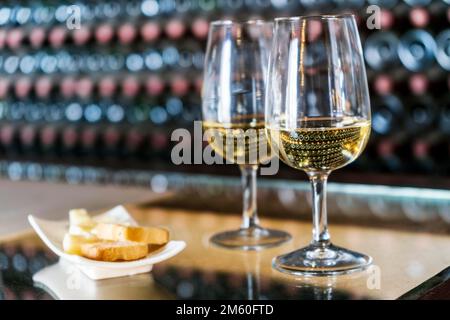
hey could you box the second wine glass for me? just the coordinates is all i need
[202,20,291,250]
[265,15,372,275]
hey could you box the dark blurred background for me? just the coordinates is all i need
[0,0,448,188]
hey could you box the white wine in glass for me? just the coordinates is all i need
[265,15,373,275]
[202,21,291,250]
[203,115,272,165]
[266,117,371,172]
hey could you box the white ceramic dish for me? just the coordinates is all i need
[33,261,173,299]
[28,205,186,280]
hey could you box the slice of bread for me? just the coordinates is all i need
[80,241,148,261]
[93,223,169,245]
[63,234,99,255]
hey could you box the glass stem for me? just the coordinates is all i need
[240,165,260,229]
[308,172,331,247]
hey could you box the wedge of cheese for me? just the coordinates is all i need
[92,223,169,245]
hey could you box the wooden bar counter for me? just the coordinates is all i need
[1,179,450,300]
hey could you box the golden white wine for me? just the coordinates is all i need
[203,116,271,165]
[266,117,371,171]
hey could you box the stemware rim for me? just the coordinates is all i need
[274,13,356,22]
[210,19,272,26]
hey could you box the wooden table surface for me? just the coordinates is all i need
[1,179,450,300]
[126,205,450,300]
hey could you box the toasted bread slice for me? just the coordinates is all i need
[80,241,148,261]
[63,234,99,255]
[93,223,169,245]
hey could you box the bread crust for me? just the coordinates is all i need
[93,223,169,245]
[81,241,148,261]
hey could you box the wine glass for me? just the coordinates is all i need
[202,20,291,250]
[265,15,372,275]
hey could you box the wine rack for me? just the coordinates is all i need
[0,0,448,187]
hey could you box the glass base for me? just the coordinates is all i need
[273,242,372,276]
[210,226,291,251]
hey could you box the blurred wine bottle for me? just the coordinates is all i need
[398,29,436,72]
[372,94,410,172]
[365,31,400,71]
[435,29,450,71]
